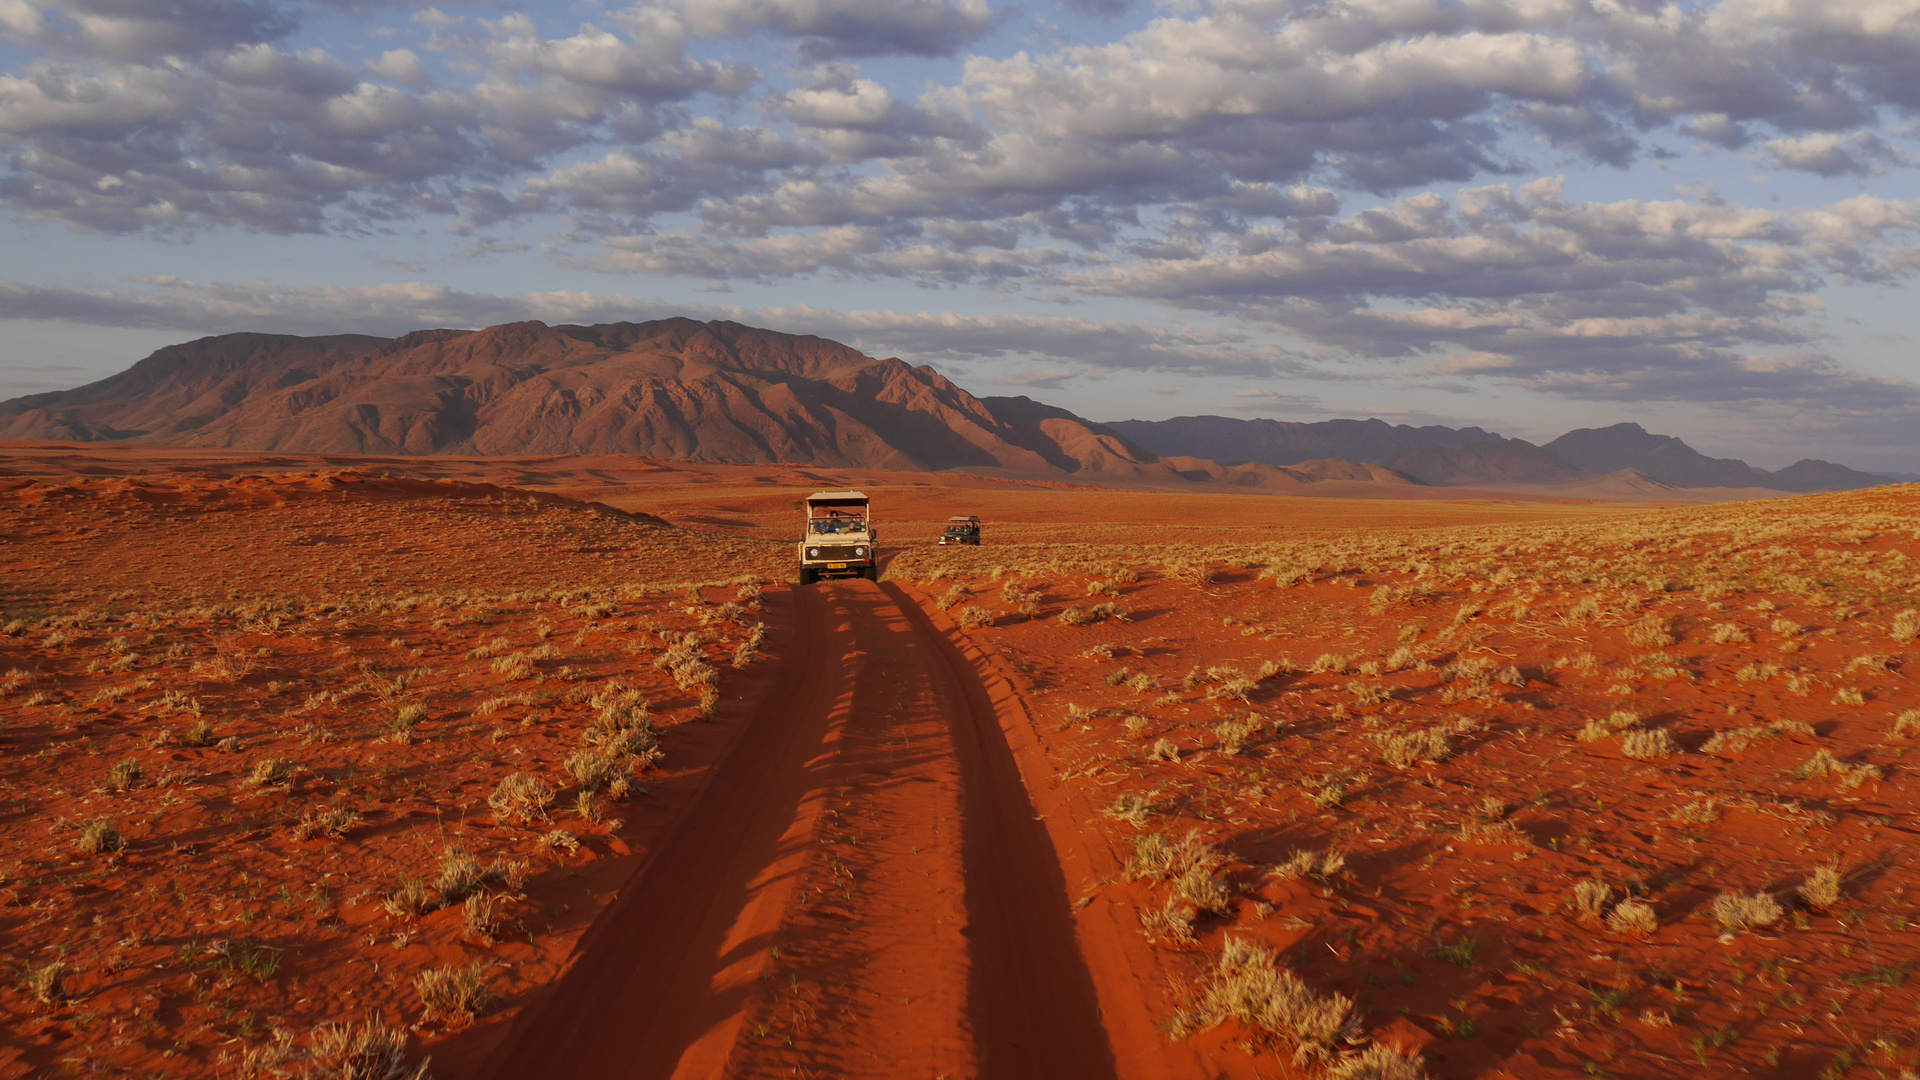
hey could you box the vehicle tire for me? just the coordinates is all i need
[799,568,816,585]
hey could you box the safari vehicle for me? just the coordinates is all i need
[798,491,878,583]
[939,516,981,546]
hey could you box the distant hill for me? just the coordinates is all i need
[1114,416,1891,493]
[1381,442,1585,487]
[1103,416,1504,467]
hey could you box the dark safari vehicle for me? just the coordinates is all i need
[938,516,981,546]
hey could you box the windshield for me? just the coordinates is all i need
[807,516,867,535]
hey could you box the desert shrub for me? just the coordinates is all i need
[1894,710,1920,739]
[1175,864,1234,915]
[1326,1045,1430,1080]
[75,817,121,855]
[23,960,66,1006]
[488,773,554,824]
[466,637,513,659]
[183,719,217,747]
[1621,729,1677,760]
[1712,891,1783,934]
[436,847,489,905]
[1570,879,1610,921]
[1770,617,1802,637]
[957,606,995,630]
[1798,863,1842,912]
[292,806,362,841]
[1214,717,1259,755]
[1309,653,1348,675]
[565,749,625,793]
[1139,897,1197,944]
[383,878,435,919]
[1892,608,1919,642]
[464,893,499,942]
[1146,738,1180,762]
[492,652,535,680]
[1830,687,1866,706]
[937,584,968,610]
[1105,791,1158,828]
[300,1020,428,1080]
[1121,826,1228,880]
[1670,799,1719,824]
[1058,603,1125,626]
[1606,898,1658,935]
[414,963,489,1023]
[1122,715,1150,738]
[1374,729,1450,769]
[1578,710,1640,742]
[250,757,295,786]
[1625,614,1676,648]
[1170,938,1360,1065]
[1346,682,1391,707]
[1269,849,1346,882]
[107,757,143,791]
[394,703,428,729]
[1708,623,1750,644]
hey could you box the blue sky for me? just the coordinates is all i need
[2,0,1918,469]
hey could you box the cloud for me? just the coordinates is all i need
[669,0,997,59]
[994,369,1077,388]
[1224,387,1322,411]
[1763,132,1909,177]
[1079,182,1920,410]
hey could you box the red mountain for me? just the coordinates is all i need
[0,319,1180,478]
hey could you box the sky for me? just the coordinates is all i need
[1,0,1918,470]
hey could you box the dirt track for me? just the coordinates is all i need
[476,580,1115,1079]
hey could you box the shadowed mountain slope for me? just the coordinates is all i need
[0,319,1176,480]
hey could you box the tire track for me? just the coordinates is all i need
[477,586,847,1080]
[477,580,1115,1079]
[886,582,1120,1080]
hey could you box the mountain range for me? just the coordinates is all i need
[0,318,1896,495]
[1106,416,1892,493]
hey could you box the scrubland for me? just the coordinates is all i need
[898,483,1920,1078]
[0,472,784,1076]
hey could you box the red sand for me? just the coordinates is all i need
[4,444,1917,1080]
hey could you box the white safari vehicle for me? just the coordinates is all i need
[798,491,878,583]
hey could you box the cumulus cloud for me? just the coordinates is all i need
[1080,181,1920,409]
[668,0,997,59]
[1764,132,1909,177]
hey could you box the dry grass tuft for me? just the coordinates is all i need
[488,773,554,824]
[1139,896,1197,944]
[292,806,362,841]
[1326,1045,1430,1080]
[1620,728,1678,760]
[1895,709,1920,739]
[1570,878,1611,922]
[1579,709,1640,742]
[1104,791,1158,828]
[1712,891,1783,934]
[1625,614,1676,648]
[1605,897,1658,935]
[1269,848,1346,883]
[1798,863,1842,912]
[76,817,121,855]
[24,959,66,1006]
[414,963,489,1024]
[1170,937,1362,1065]
[1374,728,1450,769]
[1892,608,1919,642]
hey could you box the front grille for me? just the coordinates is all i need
[805,544,868,560]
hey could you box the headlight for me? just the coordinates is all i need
[854,546,867,556]
[806,547,819,557]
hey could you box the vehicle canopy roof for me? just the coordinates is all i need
[947,516,980,523]
[805,490,868,513]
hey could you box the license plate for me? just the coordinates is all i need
[827,563,847,569]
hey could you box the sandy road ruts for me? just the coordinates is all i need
[475,580,1114,1079]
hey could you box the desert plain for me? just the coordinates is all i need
[2,440,1918,1080]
